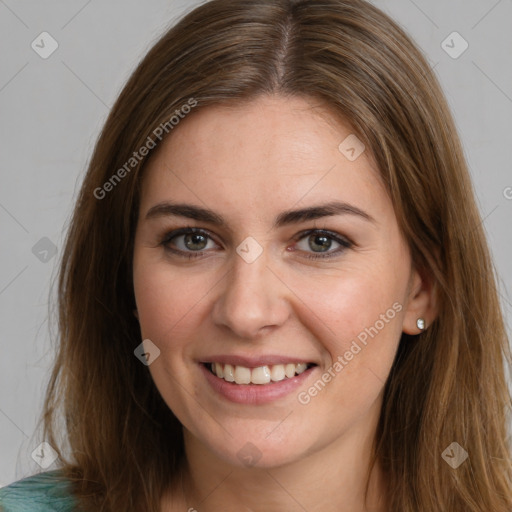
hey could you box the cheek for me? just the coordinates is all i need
[133,259,209,343]
[132,261,206,414]
[291,264,405,350]
[289,263,406,407]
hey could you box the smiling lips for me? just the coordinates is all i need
[200,357,318,404]
[205,362,315,385]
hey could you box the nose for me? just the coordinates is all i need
[211,246,291,340]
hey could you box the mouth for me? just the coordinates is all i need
[202,362,317,385]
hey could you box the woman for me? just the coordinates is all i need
[1,0,511,510]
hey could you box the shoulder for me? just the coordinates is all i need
[0,469,77,512]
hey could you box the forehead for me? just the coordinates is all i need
[139,95,389,223]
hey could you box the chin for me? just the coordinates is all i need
[198,427,312,470]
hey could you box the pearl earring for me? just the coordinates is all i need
[416,318,425,331]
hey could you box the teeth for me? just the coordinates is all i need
[209,362,313,385]
[295,363,308,375]
[234,365,251,384]
[285,363,296,378]
[223,364,235,382]
[270,364,285,382]
[251,366,271,385]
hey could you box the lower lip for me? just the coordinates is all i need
[199,363,316,405]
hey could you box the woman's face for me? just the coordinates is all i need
[133,95,425,469]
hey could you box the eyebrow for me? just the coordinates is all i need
[145,200,376,228]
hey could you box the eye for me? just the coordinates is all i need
[293,229,353,260]
[161,228,218,258]
[160,227,353,260]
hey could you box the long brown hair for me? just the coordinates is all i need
[40,0,512,510]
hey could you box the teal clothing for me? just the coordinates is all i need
[0,470,77,512]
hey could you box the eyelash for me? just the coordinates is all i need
[159,227,353,260]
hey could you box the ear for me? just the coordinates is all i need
[402,265,438,335]
[133,309,139,321]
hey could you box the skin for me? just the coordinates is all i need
[132,95,437,512]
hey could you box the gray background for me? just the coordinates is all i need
[1,0,511,487]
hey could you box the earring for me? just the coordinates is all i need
[416,318,425,331]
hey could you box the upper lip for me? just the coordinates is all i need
[199,354,317,368]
